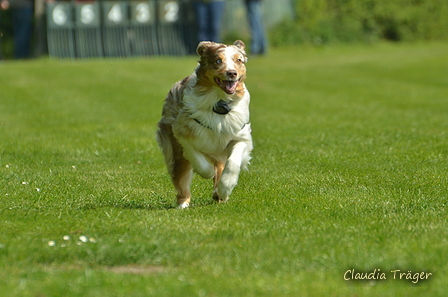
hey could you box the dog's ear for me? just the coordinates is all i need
[196,41,214,56]
[233,40,248,63]
[233,40,246,51]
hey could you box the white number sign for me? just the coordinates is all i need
[80,4,95,25]
[136,3,151,23]
[108,3,123,23]
[163,1,179,23]
[52,4,68,26]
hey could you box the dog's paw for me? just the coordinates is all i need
[219,197,229,203]
[212,191,229,203]
[177,202,190,209]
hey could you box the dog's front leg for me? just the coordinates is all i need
[216,141,250,202]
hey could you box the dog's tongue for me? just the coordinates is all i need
[225,80,238,93]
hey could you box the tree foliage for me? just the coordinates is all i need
[271,0,448,46]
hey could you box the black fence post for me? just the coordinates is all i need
[74,2,103,58]
[45,0,201,58]
[129,0,159,56]
[156,0,186,56]
[47,2,76,58]
[101,1,131,57]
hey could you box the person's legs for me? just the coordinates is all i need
[0,16,3,60]
[208,1,225,43]
[194,2,210,42]
[245,0,267,55]
[12,6,33,59]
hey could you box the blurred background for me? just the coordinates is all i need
[0,0,447,59]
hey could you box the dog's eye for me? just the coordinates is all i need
[237,58,242,63]
[215,59,222,65]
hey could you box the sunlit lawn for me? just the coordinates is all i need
[1,41,447,296]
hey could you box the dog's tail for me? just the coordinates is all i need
[156,122,175,175]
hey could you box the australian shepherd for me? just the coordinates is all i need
[156,40,253,209]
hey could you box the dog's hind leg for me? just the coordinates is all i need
[171,157,193,209]
[157,124,193,208]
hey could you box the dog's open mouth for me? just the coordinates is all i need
[214,78,239,94]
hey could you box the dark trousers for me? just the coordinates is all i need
[245,0,267,55]
[194,1,225,43]
[12,6,33,59]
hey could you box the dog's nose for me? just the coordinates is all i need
[226,70,237,79]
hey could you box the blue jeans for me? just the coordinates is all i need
[12,6,33,59]
[194,1,225,43]
[245,0,267,55]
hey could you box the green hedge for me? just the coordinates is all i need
[271,0,448,46]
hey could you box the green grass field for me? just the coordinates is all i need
[1,42,447,296]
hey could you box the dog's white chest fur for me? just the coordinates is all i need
[173,73,251,159]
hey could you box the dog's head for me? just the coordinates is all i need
[195,40,247,96]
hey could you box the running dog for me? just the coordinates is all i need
[156,40,253,208]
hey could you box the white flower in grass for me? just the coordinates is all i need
[48,241,56,247]
[63,235,71,241]
[89,237,97,243]
[79,235,89,243]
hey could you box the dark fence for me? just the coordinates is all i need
[46,0,293,59]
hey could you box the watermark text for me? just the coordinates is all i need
[344,269,432,284]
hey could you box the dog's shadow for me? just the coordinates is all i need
[79,197,217,211]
